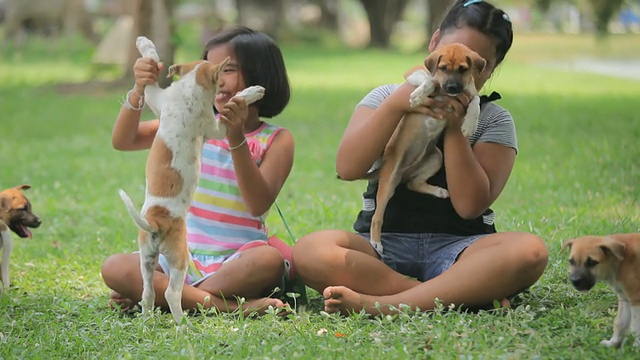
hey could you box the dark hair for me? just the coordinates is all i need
[438,0,513,67]
[202,26,290,118]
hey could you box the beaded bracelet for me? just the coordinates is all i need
[122,89,145,111]
[229,138,247,151]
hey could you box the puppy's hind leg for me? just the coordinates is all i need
[0,228,13,292]
[162,236,189,324]
[370,152,404,254]
[601,298,631,348]
[138,231,159,316]
[630,304,640,347]
[406,148,449,198]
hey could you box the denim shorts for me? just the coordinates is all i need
[359,232,487,282]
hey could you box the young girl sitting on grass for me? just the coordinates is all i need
[292,0,548,316]
[102,26,295,315]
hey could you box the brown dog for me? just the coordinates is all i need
[562,233,640,347]
[0,184,42,294]
[369,43,486,253]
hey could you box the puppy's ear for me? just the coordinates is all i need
[424,53,441,74]
[600,238,626,260]
[561,240,573,253]
[213,57,231,80]
[167,61,200,78]
[467,53,487,74]
[17,184,31,191]
[0,196,9,212]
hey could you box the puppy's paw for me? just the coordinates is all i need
[461,121,477,138]
[370,240,384,254]
[236,86,265,105]
[600,339,621,348]
[135,36,160,62]
[432,187,449,199]
[409,83,433,108]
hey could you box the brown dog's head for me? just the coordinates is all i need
[0,184,41,238]
[561,236,625,291]
[424,43,486,95]
[167,57,231,91]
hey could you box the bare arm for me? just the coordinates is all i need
[436,95,516,219]
[219,97,294,217]
[231,130,294,217]
[336,83,417,180]
[443,127,515,219]
[112,58,164,151]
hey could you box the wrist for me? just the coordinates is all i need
[228,137,247,151]
[123,88,145,111]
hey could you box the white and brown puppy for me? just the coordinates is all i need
[562,233,640,348]
[369,43,486,253]
[119,37,265,324]
[0,184,42,295]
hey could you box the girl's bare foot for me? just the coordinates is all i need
[323,286,379,315]
[240,297,289,316]
[108,291,136,311]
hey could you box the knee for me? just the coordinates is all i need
[101,253,131,287]
[292,230,337,272]
[518,233,549,275]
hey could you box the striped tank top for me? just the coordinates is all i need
[184,122,283,284]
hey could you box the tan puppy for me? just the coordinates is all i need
[119,37,264,324]
[562,233,640,348]
[0,184,42,295]
[369,43,486,253]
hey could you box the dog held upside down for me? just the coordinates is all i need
[119,36,265,324]
[562,233,640,348]
[368,43,486,253]
[0,184,42,295]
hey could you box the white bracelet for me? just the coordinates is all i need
[122,89,145,111]
[228,138,247,151]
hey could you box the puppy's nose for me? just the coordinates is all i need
[443,81,462,95]
[33,217,42,228]
[570,277,595,291]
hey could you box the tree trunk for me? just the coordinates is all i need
[313,0,339,29]
[124,0,152,80]
[123,0,175,88]
[236,0,285,40]
[152,0,175,88]
[359,0,410,48]
[425,0,452,42]
[588,0,625,38]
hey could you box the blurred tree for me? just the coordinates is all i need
[124,0,175,88]
[358,0,410,48]
[236,0,285,39]
[533,0,552,13]
[586,0,626,37]
[312,0,339,29]
[425,0,452,42]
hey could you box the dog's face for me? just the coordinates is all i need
[562,236,625,291]
[0,184,41,238]
[167,57,231,92]
[424,43,486,95]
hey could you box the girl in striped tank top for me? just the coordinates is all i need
[103,26,294,315]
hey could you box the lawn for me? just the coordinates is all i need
[0,32,639,358]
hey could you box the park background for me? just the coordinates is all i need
[1,0,639,358]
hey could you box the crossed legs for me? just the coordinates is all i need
[292,230,548,315]
[101,245,286,315]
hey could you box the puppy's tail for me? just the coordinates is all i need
[118,189,154,233]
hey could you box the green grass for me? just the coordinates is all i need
[1,32,640,358]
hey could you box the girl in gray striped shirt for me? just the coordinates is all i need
[292,0,548,316]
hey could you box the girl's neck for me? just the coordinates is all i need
[244,115,263,134]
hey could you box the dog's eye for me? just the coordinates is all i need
[585,258,599,267]
[568,258,575,265]
[438,65,448,72]
[458,67,468,74]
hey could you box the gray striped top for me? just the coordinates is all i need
[358,84,518,154]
